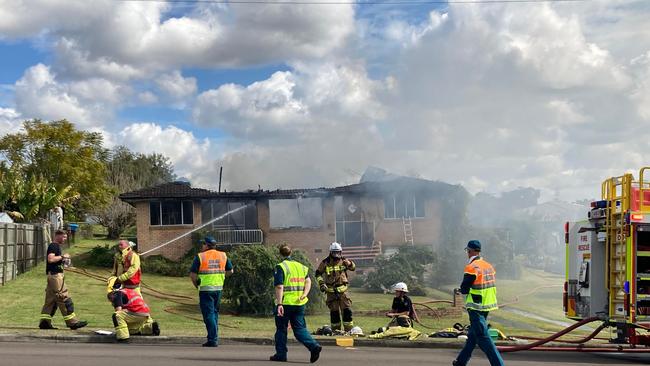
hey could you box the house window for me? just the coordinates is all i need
[201,199,257,230]
[383,194,425,219]
[150,201,194,226]
[269,198,323,229]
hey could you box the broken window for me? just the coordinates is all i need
[383,194,425,219]
[150,200,194,226]
[269,197,323,229]
[201,200,257,230]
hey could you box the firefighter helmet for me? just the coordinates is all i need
[106,276,121,294]
[329,242,342,252]
[392,282,409,293]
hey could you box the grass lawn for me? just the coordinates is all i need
[0,238,587,340]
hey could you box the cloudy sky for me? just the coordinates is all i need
[1,0,649,202]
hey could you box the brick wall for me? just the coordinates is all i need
[135,200,202,260]
[260,197,336,265]
[361,197,442,249]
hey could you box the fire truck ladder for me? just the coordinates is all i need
[602,174,632,321]
[403,216,414,245]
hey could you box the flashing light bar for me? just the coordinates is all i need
[631,214,644,221]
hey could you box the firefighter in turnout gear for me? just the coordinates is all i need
[112,240,141,295]
[39,230,88,330]
[315,242,356,331]
[106,276,160,342]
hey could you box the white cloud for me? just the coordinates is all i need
[118,123,212,182]
[155,71,197,105]
[13,64,124,128]
[0,1,355,69]
[0,107,22,136]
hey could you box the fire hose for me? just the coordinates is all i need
[65,267,238,328]
[498,317,650,353]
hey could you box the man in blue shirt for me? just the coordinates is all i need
[189,237,233,347]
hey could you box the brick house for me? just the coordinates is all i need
[119,176,464,265]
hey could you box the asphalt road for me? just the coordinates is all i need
[0,342,648,365]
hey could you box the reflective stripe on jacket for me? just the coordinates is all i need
[198,249,227,291]
[463,257,498,312]
[121,288,151,316]
[280,260,309,306]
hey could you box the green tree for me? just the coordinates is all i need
[97,146,175,239]
[0,119,111,221]
[364,246,436,296]
[222,245,323,315]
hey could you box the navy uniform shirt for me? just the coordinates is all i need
[46,243,63,274]
[392,295,415,319]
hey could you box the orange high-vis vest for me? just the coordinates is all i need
[198,249,227,291]
[463,257,498,311]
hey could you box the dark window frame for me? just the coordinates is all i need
[150,200,194,226]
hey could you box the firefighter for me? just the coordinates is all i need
[106,276,160,342]
[112,239,141,294]
[270,245,322,363]
[189,236,233,347]
[315,242,356,331]
[38,230,88,330]
[368,282,421,341]
[453,240,504,366]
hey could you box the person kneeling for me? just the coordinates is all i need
[369,282,421,341]
[106,276,160,342]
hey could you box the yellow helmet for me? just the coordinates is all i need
[107,276,120,294]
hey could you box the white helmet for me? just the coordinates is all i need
[329,242,342,252]
[392,282,409,293]
[349,326,364,335]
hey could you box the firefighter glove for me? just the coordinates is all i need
[320,283,328,293]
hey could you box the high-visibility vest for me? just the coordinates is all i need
[198,249,227,291]
[121,288,151,316]
[279,260,309,306]
[463,257,498,312]
[122,249,141,288]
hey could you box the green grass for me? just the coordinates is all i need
[0,238,583,339]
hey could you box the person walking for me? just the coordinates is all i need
[189,236,233,347]
[38,229,88,330]
[453,240,504,366]
[270,245,322,363]
[315,242,356,331]
[112,240,141,294]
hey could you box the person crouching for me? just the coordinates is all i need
[106,276,160,342]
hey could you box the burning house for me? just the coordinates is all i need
[119,171,467,266]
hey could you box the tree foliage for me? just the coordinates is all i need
[97,146,175,239]
[364,246,436,296]
[0,119,111,221]
[222,245,324,315]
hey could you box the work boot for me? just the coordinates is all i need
[269,354,287,362]
[39,320,57,330]
[69,320,88,330]
[116,338,130,344]
[310,345,322,363]
[152,321,160,336]
[202,341,217,347]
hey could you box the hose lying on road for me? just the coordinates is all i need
[512,323,608,344]
[498,317,602,353]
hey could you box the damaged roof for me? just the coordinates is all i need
[119,176,463,204]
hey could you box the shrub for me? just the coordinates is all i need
[141,246,198,277]
[222,245,324,315]
[364,245,435,296]
[86,244,117,268]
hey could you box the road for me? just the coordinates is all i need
[0,342,648,365]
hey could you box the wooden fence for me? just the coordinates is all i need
[0,223,50,286]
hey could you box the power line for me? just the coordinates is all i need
[114,0,592,5]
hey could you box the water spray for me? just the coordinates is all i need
[140,204,250,256]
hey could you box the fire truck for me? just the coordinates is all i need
[564,168,650,344]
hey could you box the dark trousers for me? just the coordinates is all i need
[274,305,320,357]
[199,290,221,344]
[455,310,504,366]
